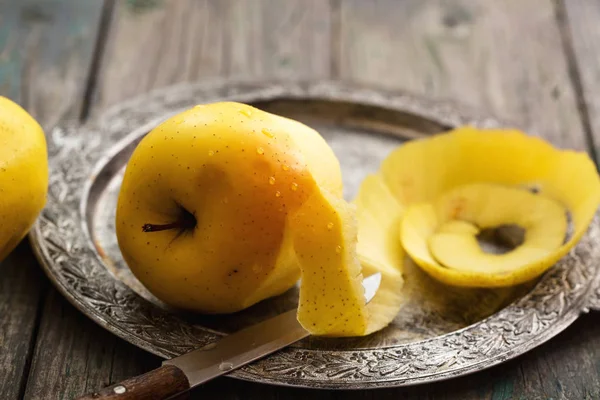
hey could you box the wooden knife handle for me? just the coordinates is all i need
[76,365,190,400]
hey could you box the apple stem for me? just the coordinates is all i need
[142,222,186,232]
[142,206,197,233]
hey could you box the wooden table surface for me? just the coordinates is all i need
[1,0,600,399]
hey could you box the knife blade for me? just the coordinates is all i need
[167,272,381,387]
[77,273,381,400]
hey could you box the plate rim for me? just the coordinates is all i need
[29,79,600,389]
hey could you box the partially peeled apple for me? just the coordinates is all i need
[116,102,403,336]
[376,127,600,287]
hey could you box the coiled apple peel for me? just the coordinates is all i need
[374,127,600,287]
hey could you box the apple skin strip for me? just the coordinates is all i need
[290,177,404,337]
[377,127,600,287]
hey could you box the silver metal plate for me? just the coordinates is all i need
[29,80,600,389]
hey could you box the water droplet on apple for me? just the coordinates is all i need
[262,128,274,138]
[208,150,215,156]
[335,245,342,254]
[291,182,298,191]
[327,222,334,230]
[256,147,264,155]
[275,191,281,197]
[269,177,276,185]
[282,164,290,171]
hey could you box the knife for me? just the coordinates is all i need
[77,273,381,400]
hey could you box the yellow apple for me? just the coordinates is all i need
[0,96,48,261]
[116,102,343,314]
[117,102,405,337]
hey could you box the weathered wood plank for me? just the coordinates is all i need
[563,0,600,162]
[0,1,105,399]
[0,0,105,129]
[339,0,587,150]
[24,290,114,400]
[224,0,332,79]
[109,337,160,386]
[0,243,46,400]
[23,290,159,400]
[93,0,332,112]
[94,0,227,111]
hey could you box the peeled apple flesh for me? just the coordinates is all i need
[402,183,568,281]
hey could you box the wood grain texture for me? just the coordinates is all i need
[0,243,46,400]
[339,0,587,150]
[94,0,228,111]
[23,290,160,400]
[563,0,600,162]
[0,1,104,400]
[76,365,189,400]
[223,0,332,79]
[94,0,331,112]
[0,0,105,129]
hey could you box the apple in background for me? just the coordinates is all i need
[0,96,48,261]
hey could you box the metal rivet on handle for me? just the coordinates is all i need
[113,385,126,394]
